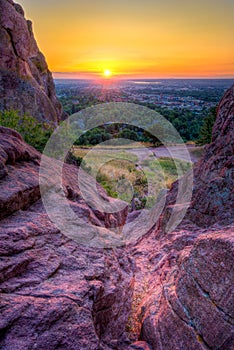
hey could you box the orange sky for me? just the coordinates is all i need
[18,0,234,79]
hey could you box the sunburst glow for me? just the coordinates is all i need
[103,69,112,78]
[17,0,234,79]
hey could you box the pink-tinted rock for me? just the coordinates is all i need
[125,85,234,349]
[0,126,40,178]
[135,227,234,350]
[0,295,99,350]
[188,84,234,226]
[0,0,64,124]
[0,125,133,349]
[160,84,234,230]
[128,341,152,349]
[0,126,128,227]
[0,202,133,349]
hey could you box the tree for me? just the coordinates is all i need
[118,128,139,141]
[197,107,217,145]
[75,128,112,145]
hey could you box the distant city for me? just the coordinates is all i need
[55,79,233,113]
[55,79,233,141]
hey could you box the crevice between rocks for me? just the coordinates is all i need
[2,25,20,59]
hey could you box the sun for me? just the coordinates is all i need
[103,69,112,78]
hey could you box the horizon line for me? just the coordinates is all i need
[52,72,234,80]
[53,76,234,81]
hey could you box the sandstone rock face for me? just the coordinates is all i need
[160,84,234,230]
[0,0,64,124]
[129,225,234,350]
[188,84,234,226]
[127,85,234,349]
[0,126,132,349]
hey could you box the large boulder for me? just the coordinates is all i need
[0,0,64,124]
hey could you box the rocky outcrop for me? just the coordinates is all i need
[128,225,234,350]
[0,126,40,216]
[160,84,234,230]
[127,85,234,349]
[0,126,132,349]
[0,0,64,124]
[188,84,234,226]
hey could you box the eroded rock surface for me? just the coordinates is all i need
[128,225,234,350]
[0,0,64,124]
[158,85,234,232]
[188,84,234,226]
[0,126,132,349]
[127,85,234,349]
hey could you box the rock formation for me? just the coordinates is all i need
[0,0,64,124]
[189,84,234,226]
[0,126,132,349]
[158,84,234,232]
[0,85,233,349]
[126,84,234,349]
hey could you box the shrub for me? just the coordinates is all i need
[0,110,53,152]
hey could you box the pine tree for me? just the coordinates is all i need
[197,107,217,145]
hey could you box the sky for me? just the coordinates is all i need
[18,0,234,79]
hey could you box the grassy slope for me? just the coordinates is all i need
[73,146,192,210]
